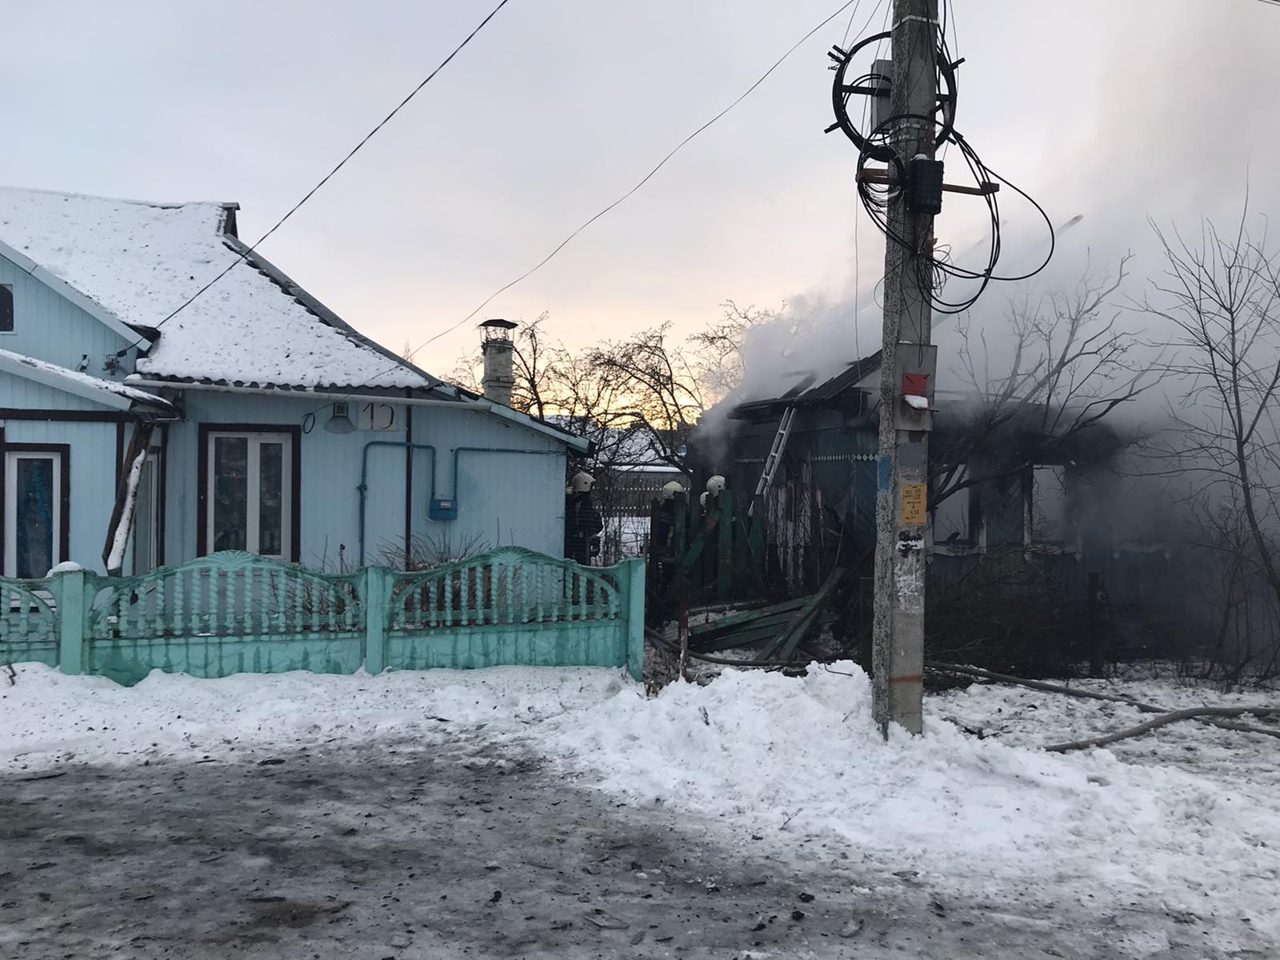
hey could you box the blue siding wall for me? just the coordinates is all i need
[0,374,106,411]
[0,254,137,376]
[1,418,120,574]
[164,392,568,571]
[0,252,570,575]
[410,406,565,558]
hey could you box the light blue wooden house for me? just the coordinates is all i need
[0,186,588,577]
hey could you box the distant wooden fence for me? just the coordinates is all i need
[0,548,644,685]
[647,491,768,611]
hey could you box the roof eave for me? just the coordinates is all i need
[475,398,592,452]
[0,351,172,413]
[0,238,144,347]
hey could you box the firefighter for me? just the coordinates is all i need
[564,471,603,565]
[654,480,687,593]
[699,474,727,510]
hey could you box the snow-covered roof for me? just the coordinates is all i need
[0,347,173,412]
[0,187,440,391]
[542,418,676,466]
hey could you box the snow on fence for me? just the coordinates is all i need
[0,548,644,685]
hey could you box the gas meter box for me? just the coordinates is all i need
[429,498,458,521]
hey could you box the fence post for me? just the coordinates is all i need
[363,565,389,675]
[56,570,87,675]
[625,558,646,682]
[716,493,734,601]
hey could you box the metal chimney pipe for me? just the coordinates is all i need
[479,318,517,406]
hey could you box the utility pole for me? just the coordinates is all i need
[870,0,940,736]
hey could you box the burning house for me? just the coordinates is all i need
[684,351,1187,670]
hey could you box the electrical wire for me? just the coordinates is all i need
[111,0,516,358]
[848,14,1054,316]
[844,0,888,50]
[840,0,863,47]
[401,0,865,363]
[287,0,871,421]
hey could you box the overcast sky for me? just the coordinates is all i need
[4,0,1278,375]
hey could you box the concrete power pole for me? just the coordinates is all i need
[871,0,941,736]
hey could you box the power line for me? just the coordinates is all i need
[114,0,515,358]
[400,0,865,364]
[843,11,1055,316]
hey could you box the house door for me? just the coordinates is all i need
[4,451,63,578]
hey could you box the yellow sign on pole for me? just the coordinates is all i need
[901,483,927,526]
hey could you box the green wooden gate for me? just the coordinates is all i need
[0,549,644,685]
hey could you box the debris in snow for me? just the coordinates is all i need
[583,909,628,930]
[932,660,1280,742]
[1045,705,1280,752]
[839,919,865,938]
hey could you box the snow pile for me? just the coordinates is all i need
[0,663,621,769]
[3,660,1277,938]
[0,187,433,389]
[543,665,1280,935]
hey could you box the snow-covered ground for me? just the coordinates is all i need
[2,662,1277,958]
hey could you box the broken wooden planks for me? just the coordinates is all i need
[685,569,846,661]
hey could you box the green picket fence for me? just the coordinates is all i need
[0,548,645,685]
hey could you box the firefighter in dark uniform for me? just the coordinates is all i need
[564,471,604,565]
[654,480,687,593]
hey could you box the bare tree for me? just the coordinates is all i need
[687,300,779,402]
[1146,211,1280,679]
[451,314,560,417]
[452,317,700,562]
[589,324,707,473]
[932,258,1152,508]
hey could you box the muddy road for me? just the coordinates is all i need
[0,737,1262,959]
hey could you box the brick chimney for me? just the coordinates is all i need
[479,318,517,406]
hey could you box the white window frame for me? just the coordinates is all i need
[4,451,63,577]
[205,431,293,561]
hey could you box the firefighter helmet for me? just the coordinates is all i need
[570,471,596,493]
[659,481,686,500]
[705,475,727,496]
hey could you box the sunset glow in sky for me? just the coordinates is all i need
[5,0,1277,375]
